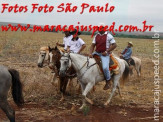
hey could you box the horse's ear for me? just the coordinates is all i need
[54,46,58,50]
[48,46,51,51]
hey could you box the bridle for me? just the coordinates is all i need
[61,53,97,78]
[39,51,49,67]
[60,54,73,75]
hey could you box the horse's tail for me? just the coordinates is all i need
[122,61,130,85]
[8,69,24,106]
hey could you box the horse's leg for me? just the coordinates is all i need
[68,78,73,94]
[79,83,86,110]
[82,82,94,105]
[59,78,70,101]
[129,65,134,75]
[0,97,15,122]
[77,85,81,95]
[135,64,141,77]
[117,83,122,98]
[59,77,65,101]
[104,75,120,106]
[51,73,58,86]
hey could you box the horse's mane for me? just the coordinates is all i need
[40,46,49,51]
[70,53,90,62]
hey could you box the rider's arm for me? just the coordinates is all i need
[106,33,117,54]
[107,43,117,53]
[77,38,86,54]
[89,43,95,54]
[78,44,86,54]
[121,48,125,54]
[123,48,132,58]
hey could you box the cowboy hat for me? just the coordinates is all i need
[98,22,106,27]
[70,29,81,35]
[128,42,133,47]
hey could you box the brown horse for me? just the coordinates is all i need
[48,46,77,101]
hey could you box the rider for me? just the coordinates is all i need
[67,29,86,54]
[89,23,117,90]
[120,42,133,64]
[56,27,73,51]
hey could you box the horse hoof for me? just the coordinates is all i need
[79,106,84,110]
[104,102,109,106]
[85,97,94,105]
[60,98,64,102]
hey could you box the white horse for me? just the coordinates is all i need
[131,56,141,76]
[59,53,130,109]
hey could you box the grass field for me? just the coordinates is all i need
[0,30,163,121]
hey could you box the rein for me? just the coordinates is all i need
[64,54,97,78]
[78,57,97,78]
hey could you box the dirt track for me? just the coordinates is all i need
[1,101,162,122]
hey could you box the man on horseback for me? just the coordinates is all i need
[67,29,86,54]
[120,42,134,65]
[89,23,117,90]
[56,27,73,51]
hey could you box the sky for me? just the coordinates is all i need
[0,0,162,32]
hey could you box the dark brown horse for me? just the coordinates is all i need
[48,46,76,100]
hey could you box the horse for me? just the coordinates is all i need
[48,46,77,101]
[37,46,59,86]
[131,56,141,76]
[0,65,24,122]
[59,53,130,109]
[37,46,50,68]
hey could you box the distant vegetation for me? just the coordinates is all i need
[80,31,163,39]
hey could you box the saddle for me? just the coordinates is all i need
[125,58,135,66]
[93,54,119,75]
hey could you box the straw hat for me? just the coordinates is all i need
[128,42,133,47]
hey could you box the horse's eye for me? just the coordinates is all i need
[64,61,67,65]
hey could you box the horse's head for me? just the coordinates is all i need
[49,46,62,69]
[37,46,50,68]
[59,53,71,77]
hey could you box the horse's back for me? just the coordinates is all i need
[131,56,141,66]
[0,65,12,95]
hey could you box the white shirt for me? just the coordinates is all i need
[92,32,116,49]
[63,35,73,50]
[68,38,85,53]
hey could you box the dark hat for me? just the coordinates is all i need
[63,27,70,32]
[70,29,81,35]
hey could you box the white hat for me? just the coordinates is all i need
[98,22,106,27]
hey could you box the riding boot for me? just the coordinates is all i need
[103,79,111,90]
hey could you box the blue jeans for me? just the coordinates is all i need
[93,52,111,80]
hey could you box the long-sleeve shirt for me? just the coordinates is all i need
[121,47,132,59]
